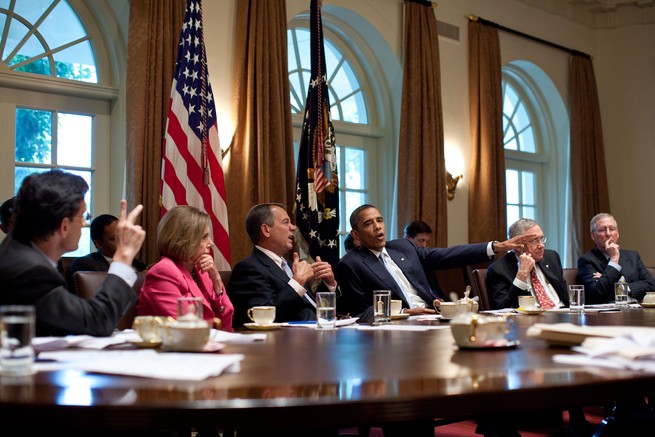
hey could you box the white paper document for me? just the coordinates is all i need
[38,349,245,381]
[552,329,655,373]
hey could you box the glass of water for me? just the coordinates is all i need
[568,285,585,313]
[373,290,391,325]
[614,282,629,308]
[0,305,36,375]
[316,292,336,330]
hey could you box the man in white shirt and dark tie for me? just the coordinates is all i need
[486,218,569,310]
[335,204,530,319]
[228,203,337,326]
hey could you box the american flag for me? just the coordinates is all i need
[160,0,230,270]
[294,0,339,267]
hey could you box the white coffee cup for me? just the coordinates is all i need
[161,319,210,352]
[518,295,537,310]
[132,316,164,342]
[247,306,276,325]
[390,299,403,315]
[439,302,463,319]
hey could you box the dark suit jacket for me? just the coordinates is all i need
[335,238,490,317]
[486,250,569,309]
[67,250,147,289]
[227,248,318,326]
[0,237,136,336]
[578,248,655,304]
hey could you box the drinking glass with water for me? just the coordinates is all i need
[0,305,35,375]
[614,282,629,307]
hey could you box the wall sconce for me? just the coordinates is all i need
[446,172,462,201]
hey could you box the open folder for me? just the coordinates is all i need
[526,323,655,346]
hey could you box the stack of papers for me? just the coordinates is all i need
[38,350,244,380]
[553,330,655,373]
[33,329,265,352]
[527,323,654,346]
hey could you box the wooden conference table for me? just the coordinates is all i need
[2,309,655,435]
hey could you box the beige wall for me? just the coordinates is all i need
[192,1,655,264]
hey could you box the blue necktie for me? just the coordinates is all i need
[281,259,315,307]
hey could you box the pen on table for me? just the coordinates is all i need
[287,321,316,324]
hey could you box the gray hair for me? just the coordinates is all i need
[590,213,615,233]
[508,218,539,239]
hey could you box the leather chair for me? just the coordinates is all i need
[219,270,231,290]
[647,267,655,280]
[562,267,580,287]
[73,270,146,331]
[471,268,491,311]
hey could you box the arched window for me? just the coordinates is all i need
[0,0,118,256]
[1,0,97,82]
[288,12,397,256]
[502,61,569,261]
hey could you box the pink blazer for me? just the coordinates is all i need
[137,256,234,331]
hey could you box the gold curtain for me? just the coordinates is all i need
[468,21,506,243]
[226,0,295,264]
[126,0,185,265]
[569,55,610,259]
[397,1,447,246]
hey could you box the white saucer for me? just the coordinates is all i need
[458,339,520,350]
[517,308,546,315]
[390,313,410,320]
[243,322,283,331]
[128,339,163,349]
[640,302,655,308]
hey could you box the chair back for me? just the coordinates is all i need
[73,270,146,331]
[471,268,491,311]
[219,270,231,290]
[562,268,580,288]
[647,267,655,280]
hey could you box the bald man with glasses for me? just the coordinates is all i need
[486,218,569,310]
[578,213,655,304]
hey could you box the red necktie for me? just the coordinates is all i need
[530,269,555,309]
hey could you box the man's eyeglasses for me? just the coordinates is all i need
[526,236,547,245]
[78,212,92,222]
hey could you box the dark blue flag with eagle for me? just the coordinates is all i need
[294,0,339,267]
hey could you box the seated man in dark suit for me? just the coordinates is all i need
[67,214,147,289]
[0,170,145,336]
[486,218,569,310]
[578,213,655,304]
[228,203,337,326]
[335,204,531,318]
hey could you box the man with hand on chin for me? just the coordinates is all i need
[335,204,533,319]
[578,213,655,304]
[228,203,337,326]
[486,218,568,310]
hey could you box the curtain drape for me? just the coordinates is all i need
[569,55,610,259]
[225,0,295,265]
[468,22,506,244]
[126,0,185,266]
[397,1,447,246]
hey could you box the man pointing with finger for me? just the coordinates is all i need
[0,170,146,336]
[578,213,655,304]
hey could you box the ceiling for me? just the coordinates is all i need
[518,0,655,28]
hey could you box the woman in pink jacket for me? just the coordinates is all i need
[137,205,234,331]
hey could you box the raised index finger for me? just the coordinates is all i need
[125,203,144,225]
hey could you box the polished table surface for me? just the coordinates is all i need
[3,308,655,433]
